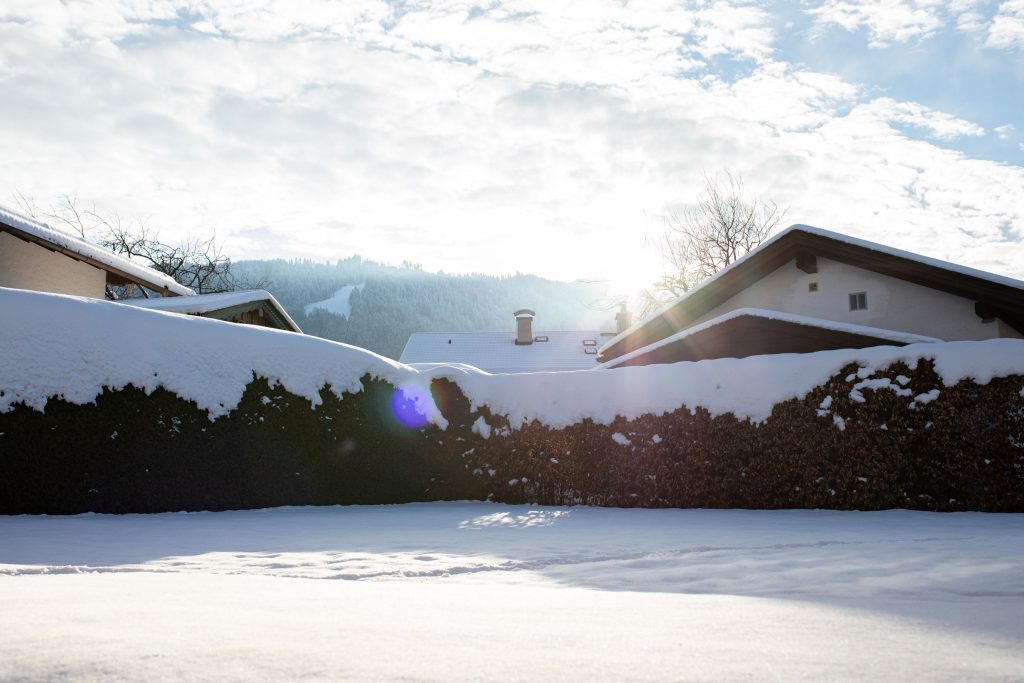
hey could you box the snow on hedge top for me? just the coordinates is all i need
[3,287,1024,428]
[0,287,442,424]
[421,338,1024,427]
[0,204,194,297]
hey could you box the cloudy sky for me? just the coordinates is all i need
[2,0,1023,293]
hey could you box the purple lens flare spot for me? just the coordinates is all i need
[390,384,431,429]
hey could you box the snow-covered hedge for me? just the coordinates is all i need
[1,288,1023,513]
[443,364,1024,511]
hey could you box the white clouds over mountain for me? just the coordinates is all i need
[1,0,1022,290]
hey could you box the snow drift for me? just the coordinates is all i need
[3,287,1024,426]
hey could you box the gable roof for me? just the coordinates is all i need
[599,224,1024,362]
[118,289,301,333]
[400,330,604,373]
[0,203,194,297]
[599,308,940,369]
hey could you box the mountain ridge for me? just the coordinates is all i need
[234,257,617,359]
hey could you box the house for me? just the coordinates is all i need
[0,203,301,333]
[118,290,302,333]
[598,224,1024,368]
[399,309,614,373]
[0,203,193,298]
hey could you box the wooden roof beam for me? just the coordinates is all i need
[795,252,818,274]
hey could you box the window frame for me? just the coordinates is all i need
[848,291,868,311]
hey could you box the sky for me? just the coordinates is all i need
[1,0,1023,295]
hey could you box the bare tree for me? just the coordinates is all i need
[643,171,784,313]
[15,194,255,298]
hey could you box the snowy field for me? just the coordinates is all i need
[1,503,1022,681]
[303,284,365,319]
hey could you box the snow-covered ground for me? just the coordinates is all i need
[1,503,1022,681]
[303,284,365,318]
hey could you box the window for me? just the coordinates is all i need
[849,292,867,311]
[533,335,549,342]
[584,347,598,355]
[808,282,818,292]
[582,339,597,347]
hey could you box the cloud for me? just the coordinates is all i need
[857,98,986,139]
[986,0,1024,48]
[804,0,947,46]
[0,0,1021,291]
[803,0,1024,51]
[951,0,991,34]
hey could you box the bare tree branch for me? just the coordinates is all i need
[14,194,264,298]
[641,171,785,315]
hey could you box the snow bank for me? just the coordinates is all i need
[3,287,1023,429]
[422,338,1024,427]
[0,288,442,425]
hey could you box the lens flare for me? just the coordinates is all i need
[390,384,431,429]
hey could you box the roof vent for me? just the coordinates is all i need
[514,308,535,345]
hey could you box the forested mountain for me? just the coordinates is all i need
[234,257,617,359]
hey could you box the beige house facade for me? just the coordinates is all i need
[0,203,301,334]
[0,231,107,298]
[0,204,193,298]
[599,225,1024,368]
[688,255,1022,342]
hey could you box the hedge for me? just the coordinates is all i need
[0,360,1022,514]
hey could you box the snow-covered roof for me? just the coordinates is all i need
[400,331,606,373]
[0,203,193,297]
[118,289,301,333]
[599,308,941,369]
[785,225,1024,289]
[600,223,1024,361]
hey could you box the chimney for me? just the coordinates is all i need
[514,308,535,345]
[615,303,632,334]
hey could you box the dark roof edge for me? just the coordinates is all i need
[599,308,941,369]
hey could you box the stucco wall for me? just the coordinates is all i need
[0,231,106,298]
[691,256,1023,341]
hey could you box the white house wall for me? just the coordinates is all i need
[689,256,1022,341]
[0,231,106,298]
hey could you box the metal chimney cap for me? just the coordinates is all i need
[514,308,536,318]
